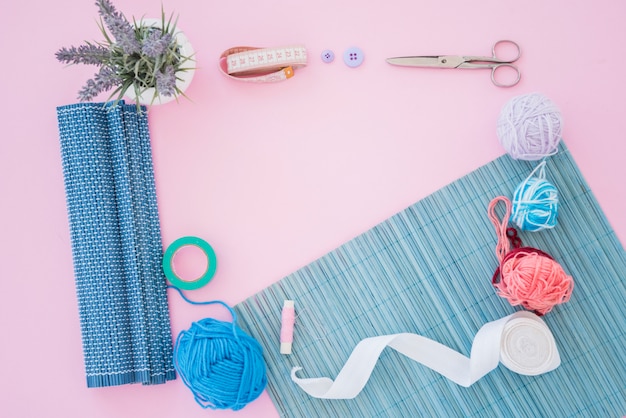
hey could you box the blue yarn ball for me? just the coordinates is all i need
[174,317,268,410]
[511,175,559,232]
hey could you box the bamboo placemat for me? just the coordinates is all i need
[235,144,626,417]
[57,102,176,387]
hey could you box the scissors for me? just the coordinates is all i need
[386,40,521,87]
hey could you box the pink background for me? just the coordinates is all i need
[2,0,625,417]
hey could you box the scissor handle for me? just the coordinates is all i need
[489,40,521,87]
[491,63,521,87]
[492,40,521,63]
[462,40,521,65]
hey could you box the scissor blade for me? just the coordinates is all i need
[386,56,464,68]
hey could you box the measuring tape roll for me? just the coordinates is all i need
[219,45,307,82]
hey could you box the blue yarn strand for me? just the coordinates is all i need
[168,286,268,410]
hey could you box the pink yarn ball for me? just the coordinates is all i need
[493,247,574,315]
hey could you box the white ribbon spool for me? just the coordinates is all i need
[291,311,560,399]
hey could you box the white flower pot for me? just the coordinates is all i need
[124,18,196,106]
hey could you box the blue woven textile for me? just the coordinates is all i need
[57,102,176,388]
[235,144,626,417]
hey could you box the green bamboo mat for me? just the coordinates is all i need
[235,144,626,417]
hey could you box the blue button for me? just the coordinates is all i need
[321,49,335,63]
[343,47,364,68]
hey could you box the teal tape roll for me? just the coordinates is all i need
[163,236,217,290]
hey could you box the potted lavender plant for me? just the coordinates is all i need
[56,0,195,108]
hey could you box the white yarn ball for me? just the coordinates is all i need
[497,93,563,160]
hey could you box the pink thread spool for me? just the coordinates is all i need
[280,300,295,355]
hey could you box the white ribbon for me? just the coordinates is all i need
[291,311,560,399]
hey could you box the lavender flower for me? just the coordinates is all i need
[155,65,176,97]
[141,29,172,58]
[77,79,98,102]
[56,44,111,65]
[95,0,140,54]
[77,66,121,101]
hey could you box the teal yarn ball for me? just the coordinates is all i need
[511,174,559,232]
[174,316,268,410]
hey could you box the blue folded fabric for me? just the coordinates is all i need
[235,144,626,417]
[57,102,176,388]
